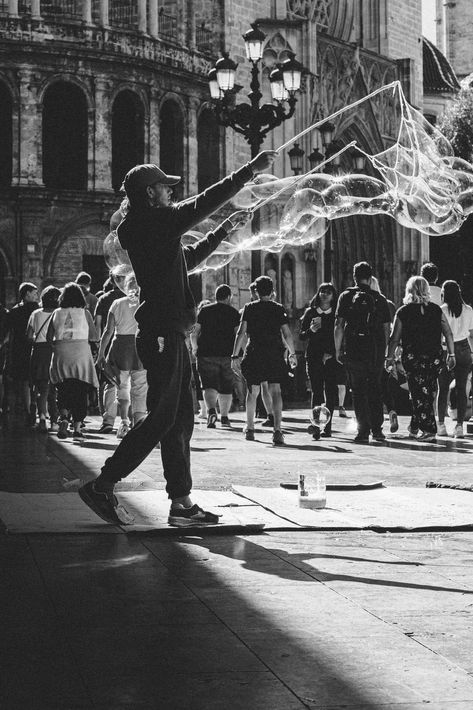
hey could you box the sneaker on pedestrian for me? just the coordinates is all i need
[244,427,255,441]
[321,429,331,438]
[36,419,48,433]
[57,419,69,439]
[407,425,419,439]
[339,406,350,418]
[388,410,399,433]
[73,430,86,440]
[453,423,464,439]
[78,480,121,525]
[220,416,232,428]
[98,423,114,434]
[116,420,130,439]
[272,430,285,446]
[417,431,436,442]
[207,409,217,429]
[437,422,448,437]
[261,414,274,427]
[168,504,220,527]
[371,430,386,442]
[354,433,369,443]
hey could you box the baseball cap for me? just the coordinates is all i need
[122,164,181,193]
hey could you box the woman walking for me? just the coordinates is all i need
[97,273,148,439]
[437,280,473,438]
[299,283,338,438]
[387,276,454,442]
[27,285,61,432]
[47,283,99,440]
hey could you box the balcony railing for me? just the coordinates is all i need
[109,0,137,29]
[196,23,215,54]
[158,8,177,41]
[41,0,82,19]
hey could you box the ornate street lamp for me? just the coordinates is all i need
[308,147,324,169]
[288,142,305,175]
[208,23,304,159]
[318,120,335,148]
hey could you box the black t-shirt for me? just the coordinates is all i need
[396,302,442,356]
[241,300,288,352]
[336,285,391,360]
[299,306,335,358]
[6,302,38,353]
[197,302,240,357]
[94,288,123,322]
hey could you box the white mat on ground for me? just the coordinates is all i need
[0,490,279,534]
[232,485,473,531]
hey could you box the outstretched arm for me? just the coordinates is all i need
[184,210,251,271]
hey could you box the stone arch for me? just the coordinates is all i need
[197,106,220,192]
[159,98,185,200]
[42,81,88,189]
[38,73,94,109]
[111,89,146,192]
[0,80,13,186]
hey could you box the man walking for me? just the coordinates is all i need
[334,262,391,442]
[79,150,276,526]
[191,284,240,428]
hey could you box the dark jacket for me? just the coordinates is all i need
[299,307,336,359]
[117,165,253,336]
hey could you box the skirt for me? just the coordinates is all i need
[30,342,53,382]
[107,334,142,371]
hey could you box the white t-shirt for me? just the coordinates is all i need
[429,285,442,307]
[109,297,139,336]
[27,309,53,343]
[442,303,473,343]
[51,308,90,341]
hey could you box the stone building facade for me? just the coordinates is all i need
[0,0,427,315]
[435,0,473,81]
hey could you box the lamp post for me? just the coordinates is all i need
[288,142,305,175]
[208,23,304,277]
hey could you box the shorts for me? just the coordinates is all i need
[335,361,348,386]
[241,347,287,387]
[197,356,235,394]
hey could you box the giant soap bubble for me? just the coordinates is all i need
[105,81,473,275]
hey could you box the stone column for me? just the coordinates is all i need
[18,70,43,186]
[149,88,161,164]
[149,0,158,38]
[31,0,41,19]
[94,77,113,191]
[8,0,19,16]
[82,0,92,24]
[99,0,109,27]
[187,98,199,196]
[138,0,147,33]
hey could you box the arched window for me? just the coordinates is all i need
[112,90,145,192]
[0,82,12,186]
[160,100,184,200]
[197,107,220,192]
[42,82,88,190]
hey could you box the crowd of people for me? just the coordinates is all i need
[1,151,472,527]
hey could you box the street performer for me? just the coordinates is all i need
[79,150,277,526]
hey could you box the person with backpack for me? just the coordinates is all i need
[334,261,391,443]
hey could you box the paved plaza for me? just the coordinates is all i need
[2,408,473,709]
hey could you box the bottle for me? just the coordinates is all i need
[298,473,326,509]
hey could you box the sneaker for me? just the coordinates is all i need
[244,428,255,441]
[321,429,332,438]
[388,410,399,433]
[37,419,48,433]
[309,424,321,440]
[261,415,274,427]
[57,419,69,439]
[73,430,86,440]
[98,423,114,434]
[78,480,122,525]
[417,432,436,442]
[371,430,386,442]
[407,425,419,439]
[168,504,220,527]
[354,434,369,443]
[453,424,464,439]
[437,423,448,437]
[207,409,217,429]
[272,430,285,446]
[339,406,350,418]
[220,416,232,428]
[116,421,130,439]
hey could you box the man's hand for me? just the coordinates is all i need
[157,336,165,353]
[222,210,252,232]
[249,150,278,175]
[231,357,242,375]
[96,353,106,368]
[335,350,344,365]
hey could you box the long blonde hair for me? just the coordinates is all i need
[403,276,430,306]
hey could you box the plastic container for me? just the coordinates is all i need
[298,473,327,509]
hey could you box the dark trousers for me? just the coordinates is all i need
[438,339,472,425]
[403,352,442,434]
[307,356,337,432]
[56,379,88,422]
[100,331,193,500]
[345,358,384,436]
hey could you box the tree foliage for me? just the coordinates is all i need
[437,87,473,161]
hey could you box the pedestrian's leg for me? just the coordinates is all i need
[260,381,273,418]
[217,393,232,418]
[102,381,117,428]
[437,364,450,425]
[130,368,148,426]
[307,358,324,410]
[323,358,338,434]
[245,385,260,432]
[345,361,370,437]
[268,382,283,431]
[367,362,385,434]
[454,343,471,426]
[69,380,88,435]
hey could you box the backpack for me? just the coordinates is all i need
[344,287,377,357]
